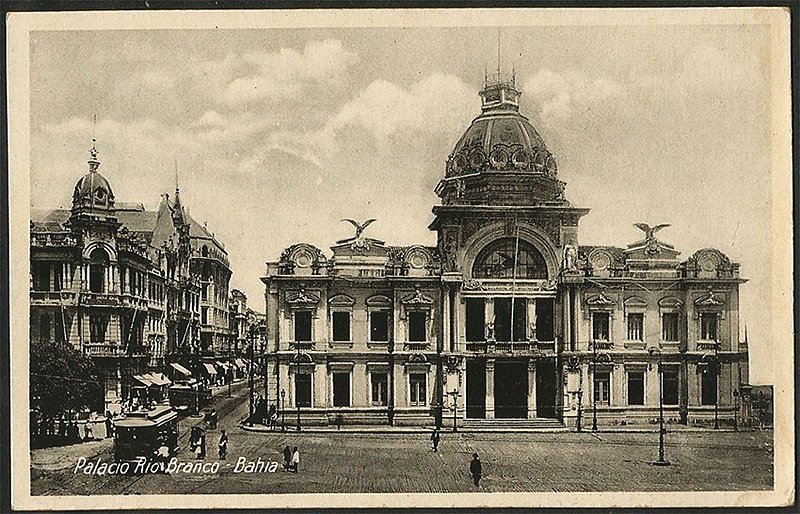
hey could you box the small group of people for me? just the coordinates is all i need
[282,445,300,473]
[30,410,99,443]
[190,426,207,459]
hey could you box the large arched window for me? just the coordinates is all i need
[89,248,109,293]
[472,238,548,279]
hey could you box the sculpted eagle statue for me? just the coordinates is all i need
[634,223,670,242]
[341,218,377,239]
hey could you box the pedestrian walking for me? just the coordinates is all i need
[84,420,94,441]
[291,446,300,473]
[430,427,441,452]
[218,430,228,460]
[282,445,292,472]
[470,453,482,487]
[105,413,113,438]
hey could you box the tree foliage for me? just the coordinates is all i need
[30,339,103,417]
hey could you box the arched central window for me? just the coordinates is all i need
[89,247,109,293]
[472,238,548,279]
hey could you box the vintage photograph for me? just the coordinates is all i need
[8,7,793,510]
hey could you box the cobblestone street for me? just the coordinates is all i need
[30,384,773,495]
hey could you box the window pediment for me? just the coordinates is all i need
[286,288,320,306]
[586,292,615,308]
[328,294,355,307]
[401,287,434,306]
[694,290,725,307]
[366,294,392,308]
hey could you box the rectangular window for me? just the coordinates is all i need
[371,372,388,406]
[700,313,718,341]
[39,314,51,342]
[465,298,485,342]
[408,312,427,342]
[662,369,679,405]
[294,373,312,407]
[627,313,644,341]
[370,311,389,342]
[494,298,527,341]
[332,372,350,407]
[201,307,208,325]
[409,374,427,406]
[89,315,107,343]
[592,312,610,341]
[33,263,50,292]
[294,311,312,342]
[627,371,645,405]
[535,298,555,341]
[593,371,610,405]
[701,368,717,406]
[332,311,350,342]
[662,313,679,341]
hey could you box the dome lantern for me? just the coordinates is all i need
[69,139,117,223]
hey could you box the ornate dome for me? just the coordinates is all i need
[437,72,566,207]
[71,143,116,214]
[445,73,557,179]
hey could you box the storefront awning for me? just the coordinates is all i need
[132,374,154,387]
[234,359,247,369]
[145,372,172,387]
[215,361,231,370]
[170,363,192,376]
[202,363,217,375]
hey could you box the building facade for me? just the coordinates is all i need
[263,72,749,428]
[30,143,232,413]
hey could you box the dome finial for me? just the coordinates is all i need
[87,137,100,172]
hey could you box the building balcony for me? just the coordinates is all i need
[84,342,148,358]
[121,293,149,311]
[590,340,614,351]
[289,341,316,351]
[81,292,121,307]
[696,341,721,351]
[403,341,430,351]
[31,232,77,247]
[30,290,77,305]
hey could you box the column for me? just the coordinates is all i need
[563,290,571,351]
[528,358,537,418]
[442,286,451,352]
[485,358,495,419]
[527,300,537,341]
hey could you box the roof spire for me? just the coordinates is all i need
[87,137,100,172]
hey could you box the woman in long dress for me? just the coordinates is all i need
[291,446,300,473]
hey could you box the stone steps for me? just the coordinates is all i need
[460,418,564,429]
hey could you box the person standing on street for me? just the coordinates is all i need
[282,445,292,472]
[291,446,300,473]
[105,412,113,438]
[430,427,441,452]
[470,453,482,487]
[218,430,228,460]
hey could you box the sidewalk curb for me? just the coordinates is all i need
[237,424,764,435]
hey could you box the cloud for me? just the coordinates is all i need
[523,70,623,122]
[223,39,358,105]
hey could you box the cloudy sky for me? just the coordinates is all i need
[27,15,782,382]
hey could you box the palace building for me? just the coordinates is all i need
[264,72,750,428]
[30,143,235,413]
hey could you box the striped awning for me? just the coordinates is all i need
[202,363,217,375]
[145,372,172,387]
[170,363,192,376]
[132,374,153,387]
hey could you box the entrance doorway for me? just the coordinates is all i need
[494,361,528,418]
[466,359,486,418]
[536,358,558,418]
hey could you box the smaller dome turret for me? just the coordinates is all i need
[70,140,117,221]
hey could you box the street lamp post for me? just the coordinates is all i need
[449,389,459,433]
[248,341,255,426]
[713,361,719,430]
[733,389,739,432]
[591,340,598,432]
[576,389,583,433]
[648,347,670,466]
[280,389,286,432]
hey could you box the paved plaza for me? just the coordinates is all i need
[29,384,773,495]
